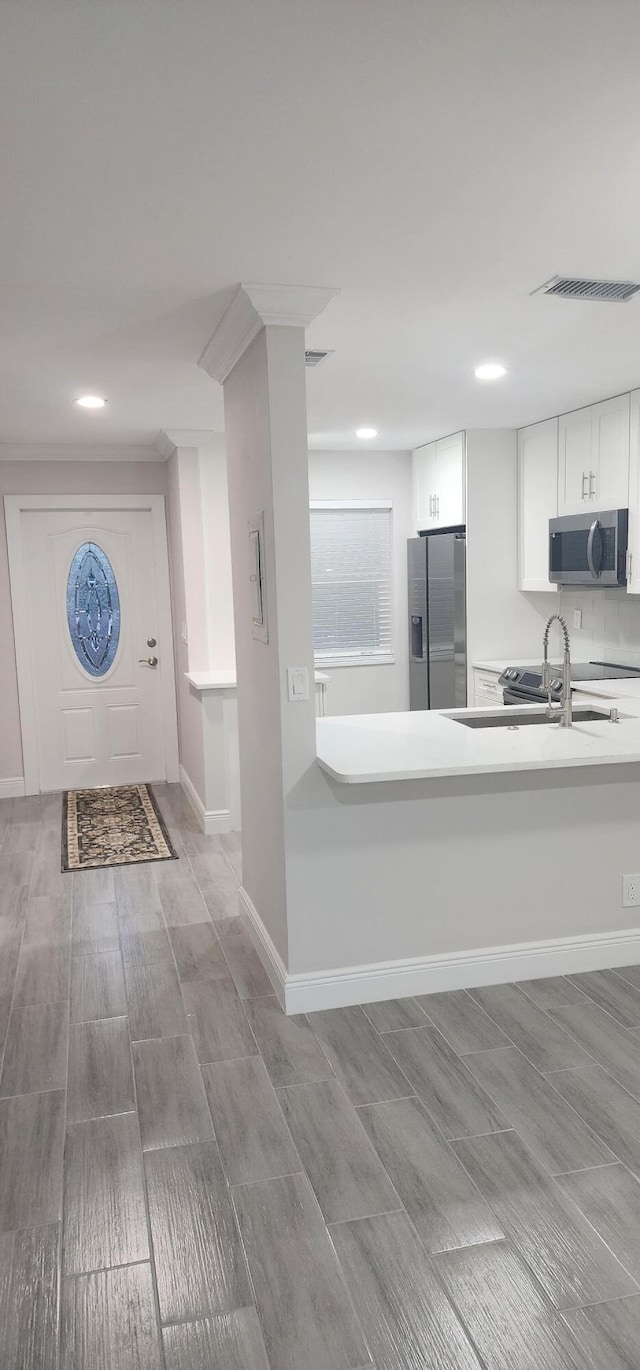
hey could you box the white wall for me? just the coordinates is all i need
[308,449,412,715]
[554,586,640,665]
[465,429,556,679]
[199,440,236,670]
[166,448,207,802]
[166,439,240,828]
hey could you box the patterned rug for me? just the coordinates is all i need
[62,784,178,871]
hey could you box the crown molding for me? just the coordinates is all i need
[0,443,159,463]
[198,282,339,384]
[155,428,224,459]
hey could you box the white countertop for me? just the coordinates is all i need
[570,676,640,701]
[316,692,640,784]
[472,659,537,674]
[186,669,330,691]
[185,670,238,691]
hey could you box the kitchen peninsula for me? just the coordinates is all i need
[274,683,640,1015]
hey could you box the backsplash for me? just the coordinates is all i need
[557,588,640,666]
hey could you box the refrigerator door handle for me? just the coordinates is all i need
[410,615,425,660]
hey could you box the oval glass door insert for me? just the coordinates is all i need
[67,542,121,676]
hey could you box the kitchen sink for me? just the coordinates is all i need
[456,708,611,729]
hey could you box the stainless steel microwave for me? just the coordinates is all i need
[549,508,628,587]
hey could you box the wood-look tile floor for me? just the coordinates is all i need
[5,788,640,1366]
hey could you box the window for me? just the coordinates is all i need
[309,501,393,663]
[67,542,120,676]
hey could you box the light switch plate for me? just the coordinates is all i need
[287,667,309,701]
[573,609,582,629]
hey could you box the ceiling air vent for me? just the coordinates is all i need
[305,349,333,367]
[532,275,640,303]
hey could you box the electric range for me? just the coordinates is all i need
[499,661,640,705]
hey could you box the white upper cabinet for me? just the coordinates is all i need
[414,441,438,529]
[517,417,558,592]
[558,394,630,515]
[591,393,630,508]
[413,431,465,530]
[558,407,592,513]
[436,431,466,526]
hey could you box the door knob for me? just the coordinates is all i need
[139,656,158,668]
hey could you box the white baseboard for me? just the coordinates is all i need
[0,777,26,800]
[179,765,232,835]
[239,886,288,1010]
[262,925,640,1014]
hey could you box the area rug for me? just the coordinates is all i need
[62,783,178,871]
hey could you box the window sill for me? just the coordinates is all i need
[313,655,396,670]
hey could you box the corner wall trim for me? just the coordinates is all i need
[0,777,26,800]
[199,283,339,384]
[179,765,232,835]
[239,886,287,1011]
[281,927,640,1014]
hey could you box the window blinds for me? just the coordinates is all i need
[309,503,393,660]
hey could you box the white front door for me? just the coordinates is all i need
[7,497,178,793]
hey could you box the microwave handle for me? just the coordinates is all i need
[587,518,602,578]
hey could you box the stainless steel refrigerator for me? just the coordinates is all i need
[408,526,467,710]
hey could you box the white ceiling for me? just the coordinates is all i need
[2,0,640,453]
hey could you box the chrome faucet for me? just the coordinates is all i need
[542,613,572,727]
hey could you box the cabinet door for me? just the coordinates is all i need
[413,442,438,529]
[558,407,592,514]
[435,431,465,526]
[473,670,504,707]
[518,417,558,592]
[591,393,630,508]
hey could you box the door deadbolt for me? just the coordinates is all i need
[147,637,157,648]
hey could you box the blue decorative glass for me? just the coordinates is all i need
[67,542,120,676]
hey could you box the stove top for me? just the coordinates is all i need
[500,660,640,702]
[570,663,640,679]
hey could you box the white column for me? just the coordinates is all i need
[199,284,337,977]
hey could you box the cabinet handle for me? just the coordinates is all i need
[435,495,440,519]
[589,471,596,499]
[429,495,433,518]
[627,549,633,583]
[581,472,588,500]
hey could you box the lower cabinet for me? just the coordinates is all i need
[472,669,504,707]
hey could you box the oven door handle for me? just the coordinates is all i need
[587,518,602,578]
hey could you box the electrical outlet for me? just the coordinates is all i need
[573,609,582,630]
[623,875,640,907]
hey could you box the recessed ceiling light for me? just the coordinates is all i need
[75,394,107,409]
[474,363,507,381]
[356,427,378,439]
